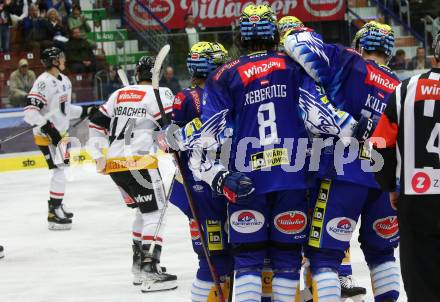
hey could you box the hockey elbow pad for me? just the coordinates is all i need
[284,29,331,84]
[41,121,62,146]
[212,171,255,205]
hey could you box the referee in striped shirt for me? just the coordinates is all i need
[373,33,440,302]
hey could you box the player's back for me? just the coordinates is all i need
[27,71,73,136]
[202,50,312,194]
[316,44,401,186]
[103,84,173,160]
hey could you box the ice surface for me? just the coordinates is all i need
[0,156,407,301]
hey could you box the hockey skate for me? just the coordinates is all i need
[60,204,73,219]
[132,242,143,286]
[0,245,4,259]
[48,204,72,230]
[132,243,168,286]
[140,259,177,293]
[340,275,366,302]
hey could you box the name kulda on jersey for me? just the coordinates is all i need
[115,106,148,117]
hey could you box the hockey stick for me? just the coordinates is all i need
[151,44,226,302]
[117,68,130,87]
[147,168,176,257]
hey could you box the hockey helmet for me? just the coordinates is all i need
[41,47,65,69]
[278,16,304,44]
[358,21,394,57]
[136,56,155,81]
[187,41,229,78]
[239,4,278,42]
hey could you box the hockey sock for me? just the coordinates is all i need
[338,249,353,277]
[312,268,340,302]
[272,270,300,302]
[132,209,143,242]
[49,168,66,204]
[234,269,262,302]
[191,278,213,302]
[48,198,62,208]
[370,261,400,302]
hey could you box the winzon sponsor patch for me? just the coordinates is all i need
[116,90,146,103]
[274,211,307,235]
[251,148,289,170]
[230,210,265,234]
[364,64,399,93]
[373,216,398,239]
[326,217,356,242]
[415,79,440,101]
[237,57,286,86]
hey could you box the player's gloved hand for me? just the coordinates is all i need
[212,171,255,204]
[155,123,183,153]
[353,115,374,142]
[81,105,99,120]
[41,121,62,146]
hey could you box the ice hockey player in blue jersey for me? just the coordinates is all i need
[168,41,233,302]
[176,4,363,302]
[284,21,401,302]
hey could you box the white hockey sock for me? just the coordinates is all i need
[132,209,143,241]
[191,278,213,302]
[141,211,164,250]
[370,261,400,298]
[272,276,299,302]
[234,272,261,302]
[49,168,66,200]
[313,269,340,302]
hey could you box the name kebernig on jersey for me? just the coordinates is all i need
[245,84,287,106]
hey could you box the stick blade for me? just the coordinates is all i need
[152,44,171,89]
[117,69,130,87]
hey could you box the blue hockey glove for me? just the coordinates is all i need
[212,171,255,204]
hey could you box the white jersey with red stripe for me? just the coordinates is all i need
[88,84,174,161]
[24,71,82,137]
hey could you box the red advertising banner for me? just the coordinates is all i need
[125,0,347,30]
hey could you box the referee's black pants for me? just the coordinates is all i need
[398,195,440,302]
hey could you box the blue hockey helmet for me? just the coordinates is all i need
[358,21,395,57]
[239,4,278,42]
[187,41,229,78]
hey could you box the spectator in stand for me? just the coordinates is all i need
[8,58,36,107]
[159,66,181,94]
[183,13,199,49]
[44,0,71,18]
[102,64,122,99]
[9,0,27,25]
[65,27,96,73]
[389,49,408,70]
[0,0,12,53]
[20,4,52,51]
[67,4,90,38]
[47,8,68,48]
[408,46,432,70]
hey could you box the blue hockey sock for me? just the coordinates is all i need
[370,261,400,302]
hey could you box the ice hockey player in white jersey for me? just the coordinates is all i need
[23,47,90,231]
[88,56,177,293]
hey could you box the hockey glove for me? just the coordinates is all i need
[212,171,255,205]
[41,121,62,146]
[353,115,374,142]
[81,105,99,120]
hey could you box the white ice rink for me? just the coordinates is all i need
[0,158,407,302]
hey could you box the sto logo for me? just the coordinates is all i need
[230,210,265,234]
